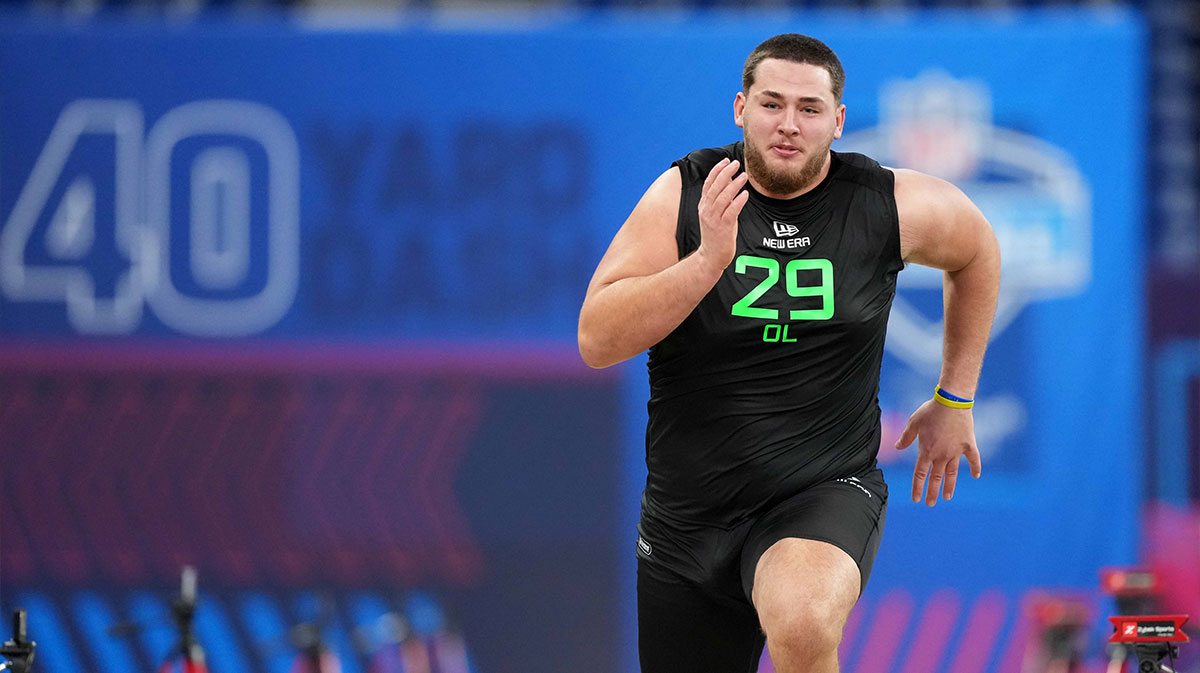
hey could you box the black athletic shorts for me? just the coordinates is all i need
[636,467,887,672]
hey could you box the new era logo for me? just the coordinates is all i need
[773,221,799,237]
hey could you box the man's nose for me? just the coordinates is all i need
[780,109,800,135]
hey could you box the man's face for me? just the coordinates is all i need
[734,58,845,198]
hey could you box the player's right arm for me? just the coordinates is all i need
[578,158,749,368]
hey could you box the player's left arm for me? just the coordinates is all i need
[891,168,1001,507]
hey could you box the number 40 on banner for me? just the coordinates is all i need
[0,99,300,336]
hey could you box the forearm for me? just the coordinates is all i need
[938,235,1000,398]
[578,252,724,368]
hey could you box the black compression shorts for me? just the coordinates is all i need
[636,467,887,672]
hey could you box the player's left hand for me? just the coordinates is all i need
[894,399,982,507]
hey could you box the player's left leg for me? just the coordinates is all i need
[738,468,888,673]
[750,538,859,673]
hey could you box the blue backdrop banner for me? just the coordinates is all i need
[0,9,1144,673]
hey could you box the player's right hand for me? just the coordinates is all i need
[696,157,749,271]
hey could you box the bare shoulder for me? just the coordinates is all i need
[890,167,991,270]
[631,165,683,234]
[892,168,972,229]
[892,167,960,200]
[585,166,682,293]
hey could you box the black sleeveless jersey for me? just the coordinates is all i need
[643,142,903,528]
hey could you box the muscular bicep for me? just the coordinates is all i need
[585,166,683,296]
[894,168,994,272]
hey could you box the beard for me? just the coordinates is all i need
[743,135,832,198]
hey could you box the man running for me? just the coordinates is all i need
[578,34,1000,673]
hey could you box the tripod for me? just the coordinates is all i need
[110,567,209,673]
[1108,615,1189,673]
[0,610,36,673]
[158,567,207,673]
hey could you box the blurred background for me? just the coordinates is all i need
[0,0,1195,671]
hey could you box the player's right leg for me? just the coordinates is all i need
[637,560,765,673]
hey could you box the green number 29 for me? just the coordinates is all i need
[730,255,834,321]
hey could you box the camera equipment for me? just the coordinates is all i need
[0,610,36,673]
[1107,614,1189,673]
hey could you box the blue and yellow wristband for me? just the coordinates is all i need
[933,386,974,409]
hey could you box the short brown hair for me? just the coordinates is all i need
[742,34,845,103]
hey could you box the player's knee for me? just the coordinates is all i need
[761,601,844,661]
